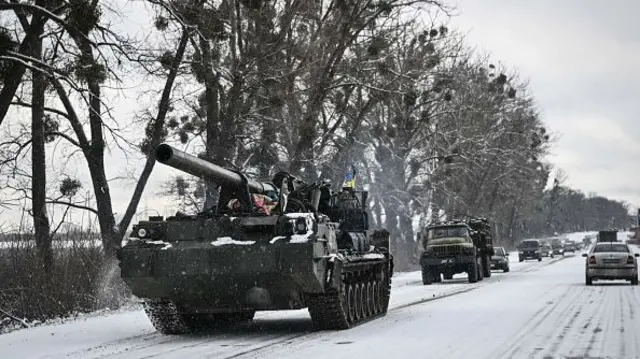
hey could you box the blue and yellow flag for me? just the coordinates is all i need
[343,165,357,189]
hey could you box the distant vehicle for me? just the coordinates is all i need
[540,242,554,258]
[490,246,510,272]
[550,237,567,256]
[583,242,639,285]
[564,240,577,253]
[596,230,618,243]
[418,217,494,284]
[517,239,542,262]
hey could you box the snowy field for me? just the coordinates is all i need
[3,231,640,359]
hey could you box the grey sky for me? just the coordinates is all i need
[1,0,638,230]
[450,0,640,209]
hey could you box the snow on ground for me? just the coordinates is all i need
[563,230,597,243]
[2,233,639,359]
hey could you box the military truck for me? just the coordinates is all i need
[117,144,394,334]
[418,217,494,284]
[596,230,618,242]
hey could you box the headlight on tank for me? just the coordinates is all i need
[137,228,148,238]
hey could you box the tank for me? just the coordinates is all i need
[116,143,394,334]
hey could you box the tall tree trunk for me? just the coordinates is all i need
[117,30,190,238]
[199,36,221,210]
[0,13,47,126]
[398,210,416,269]
[30,17,52,272]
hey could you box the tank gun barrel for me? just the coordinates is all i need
[155,143,277,194]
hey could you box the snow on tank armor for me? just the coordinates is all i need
[116,144,394,334]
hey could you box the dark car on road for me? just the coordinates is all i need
[490,246,510,272]
[551,238,567,256]
[565,240,579,253]
[518,239,542,262]
[541,242,554,258]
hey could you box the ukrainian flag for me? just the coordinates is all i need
[343,165,356,189]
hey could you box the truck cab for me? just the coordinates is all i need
[419,218,494,285]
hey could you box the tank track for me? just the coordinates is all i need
[143,299,255,335]
[306,261,391,330]
[143,299,190,335]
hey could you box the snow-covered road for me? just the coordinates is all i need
[3,243,640,359]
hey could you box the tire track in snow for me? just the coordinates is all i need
[583,285,609,358]
[628,287,640,357]
[496,275,640,359]
[538,286,589,358]
[494,284,575,359]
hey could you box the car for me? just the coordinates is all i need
[490,246,510,272]
[540,242,554,258]
[564,240,577,253]
[583,242,639,285]
[550,238,566,256]
[517,239,543,262]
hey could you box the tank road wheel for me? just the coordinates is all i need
[143,299,189,335]
[370,281,378,315]
[373,280,382,315]
[482,254,492,278]
[354,284,363,321]
[347,283,356,323]
[379,272,391,314]
[359,283,368,319]
[365,282,374,317]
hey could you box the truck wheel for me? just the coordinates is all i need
[443,272,453,280]
[538,256,542,262]
[503,264,510,273]
[585,275,592,286]
[477,260,484,281]
[468,262,478,283]
[482,255,491,278]
[632,276,638,285]
[519,257,524,262]
[422,267,433,285]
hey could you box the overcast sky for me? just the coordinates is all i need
[450,0,640,209]
[1,0,639,230]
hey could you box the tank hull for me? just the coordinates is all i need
[119,241,333,312]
